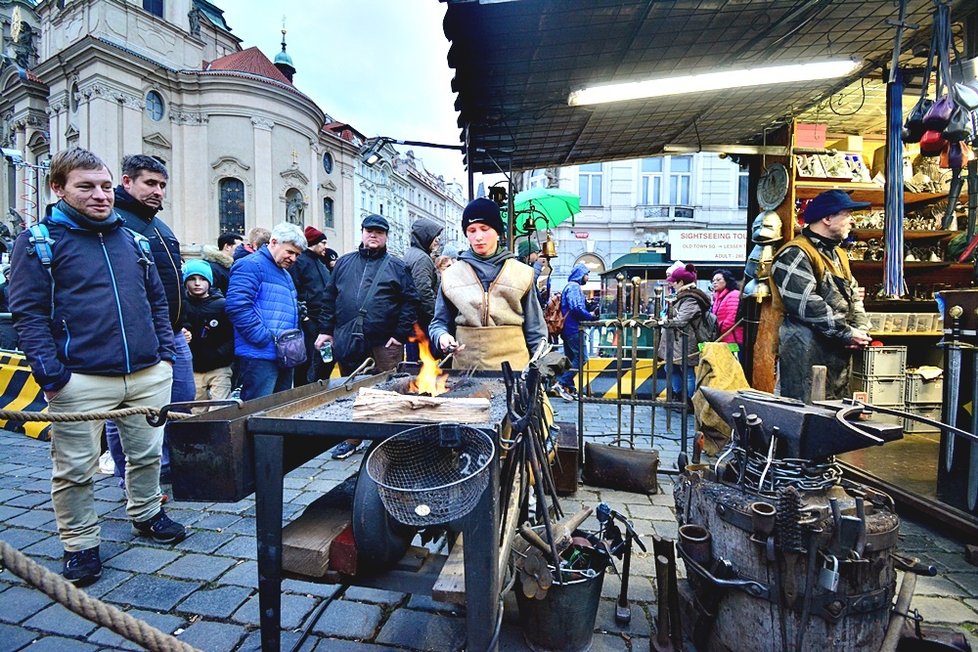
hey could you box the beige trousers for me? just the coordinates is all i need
[48,362,173,551]
[193,367,233,412]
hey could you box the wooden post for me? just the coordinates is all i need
[751,122,794,392]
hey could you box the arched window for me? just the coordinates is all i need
[219,178,245,235]
[323,197,334,229]
[285,188,304,225]
[145,90,165,121]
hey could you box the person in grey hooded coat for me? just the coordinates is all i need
[402,217,443,329]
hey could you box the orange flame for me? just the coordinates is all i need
[408,323,448,396]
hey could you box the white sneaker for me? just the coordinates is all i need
[98,451,115,475]
[554,385,576,401]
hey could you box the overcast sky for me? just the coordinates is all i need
[222,1,471,189]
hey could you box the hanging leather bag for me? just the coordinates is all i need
[923,8,957,132]
[955,82,978,111]
[920,129,948,157]
[943,104,973,142]
[903,24,937,143]
[923,94,955,130]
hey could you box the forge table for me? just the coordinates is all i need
[168,372,502,652]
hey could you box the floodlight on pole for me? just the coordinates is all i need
[359,136,464,167]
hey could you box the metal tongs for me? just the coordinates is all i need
[342,357,376,390]
[437,342,465,369]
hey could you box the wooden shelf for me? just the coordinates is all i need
[851,229,956,241]
[794,182,957,206]
[851,261,971,270]
[864,300,939,310]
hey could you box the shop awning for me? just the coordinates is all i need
[443,0,976,174]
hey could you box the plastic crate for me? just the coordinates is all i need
[853,346,906,377]
[851,374,906,406]
[905,373,943,404]
[904,403,941,434]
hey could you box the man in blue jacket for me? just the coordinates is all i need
[226,222,306,400]
[555,263,597,400]
[9,148,186,587]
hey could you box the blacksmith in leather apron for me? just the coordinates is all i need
[428,197,548,371]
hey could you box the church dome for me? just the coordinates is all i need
[274,49,293,67]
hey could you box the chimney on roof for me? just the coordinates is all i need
[273,24,296,82]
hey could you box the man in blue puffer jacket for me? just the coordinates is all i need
[225,222,306,400]
[9,147,184,587]
[555,263,597,400]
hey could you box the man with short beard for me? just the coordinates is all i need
[9,147,186,587]
[105,155,194,487]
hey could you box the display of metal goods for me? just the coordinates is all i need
[675,388,942,652]
[853,346,907,377]
[850,374,906,406]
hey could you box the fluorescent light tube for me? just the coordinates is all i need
[567,60,860,106]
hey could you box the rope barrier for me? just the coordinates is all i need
[0,407,190,424]
[0,540,201,652]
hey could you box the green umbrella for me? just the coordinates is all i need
[508,187,581,235]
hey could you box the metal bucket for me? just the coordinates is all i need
[515,564,606,652]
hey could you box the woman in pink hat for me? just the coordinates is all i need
[657,263,712,402]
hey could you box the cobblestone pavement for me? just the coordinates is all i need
[0,398,976,651]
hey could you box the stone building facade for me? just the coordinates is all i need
[0,0,462,258]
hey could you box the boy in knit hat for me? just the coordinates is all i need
[183,259,235,407]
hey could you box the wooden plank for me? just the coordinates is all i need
[281,478,355,578]
[352,387,491,423]
[432,534,466,605]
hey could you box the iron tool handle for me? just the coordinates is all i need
[891,552,938,576]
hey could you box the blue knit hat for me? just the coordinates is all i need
[182,259,213,285]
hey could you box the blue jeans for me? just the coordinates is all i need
[106,335,195,482]
[670,366,696,401]
[237,357,294,401]
[557,330,587,390]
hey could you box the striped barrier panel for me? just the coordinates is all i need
[581,357,664,400]
[0,349,51,440]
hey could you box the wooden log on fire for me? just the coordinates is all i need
[352,387,492,423]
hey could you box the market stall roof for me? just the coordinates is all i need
[443,0,976,174]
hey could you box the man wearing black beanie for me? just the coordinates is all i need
[429,197,546,371]
[461,197,507,236]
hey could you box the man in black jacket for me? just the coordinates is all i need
[105,155,195,485]
[289,226,333,385]
[203,232,241,295]
[323,214,419,459]
[9,148,186,587]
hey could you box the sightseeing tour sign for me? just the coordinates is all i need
[668,229,746,262]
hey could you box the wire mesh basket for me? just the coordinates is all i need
[366,423,495,527]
